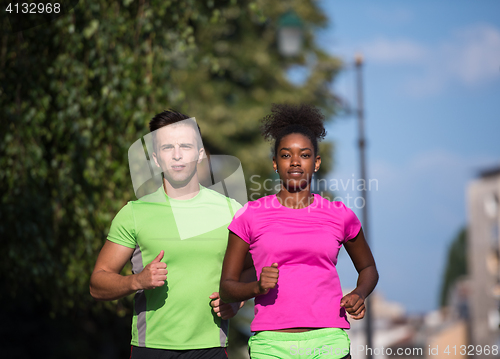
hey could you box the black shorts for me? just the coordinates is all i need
[130,346,228,359]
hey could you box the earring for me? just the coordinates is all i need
[275,169,278,173]
[315,169,318,172]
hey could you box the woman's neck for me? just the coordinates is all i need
[276,188,314,209]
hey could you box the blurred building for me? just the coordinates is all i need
[421,292,468,359]
[346,290,424,359]
[346,282,475,359]
[467,165,500,357]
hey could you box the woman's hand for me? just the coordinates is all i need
[258,263,279,295]
[340,291,366,319]
[209,292,242,320]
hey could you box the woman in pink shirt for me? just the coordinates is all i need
[220,103,378,359]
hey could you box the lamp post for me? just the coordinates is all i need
[277,10,303,57]
[354,53,374,359]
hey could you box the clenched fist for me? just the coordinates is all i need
[258,263,279,295]
[340,291,365,319]
[209,292,242,320]
[136,250,168,290]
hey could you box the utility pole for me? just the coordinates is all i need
[355,53,374,359]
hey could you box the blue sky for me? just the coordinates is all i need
[314,1,500,314]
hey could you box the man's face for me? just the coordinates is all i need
[152,124,204,188]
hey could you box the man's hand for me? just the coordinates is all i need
[258,263,279,295]
[135,250,168,290]
[340,291,365,320]
[209,292,242,320]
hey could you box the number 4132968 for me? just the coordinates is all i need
[5,3,61,14]
[444,345,498,356]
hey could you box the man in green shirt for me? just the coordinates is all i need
[90,110,245,359]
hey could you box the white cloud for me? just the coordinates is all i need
[447,24,500,84]
[363,38,427,64]
[371,150,497,203]
[357,24,500,96]
[365,6,414,25]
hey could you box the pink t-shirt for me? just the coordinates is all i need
[228,194,361,332]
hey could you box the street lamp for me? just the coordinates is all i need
[335,53,374,359]
[354,53,375,359]
[277,10,303,57]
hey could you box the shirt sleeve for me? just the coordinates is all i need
[228,198,244,217]
[227,202,252,244]
[341,202,362,243]
[107,202,137,248]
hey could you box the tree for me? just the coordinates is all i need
[0,1,341,357]
[440,227,468,307]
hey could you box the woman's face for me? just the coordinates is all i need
[273,133,321,192]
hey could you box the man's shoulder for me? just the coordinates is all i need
[111,189,166,223]
[200,186,243,209]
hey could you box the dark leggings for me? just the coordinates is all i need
[130,346,228,359]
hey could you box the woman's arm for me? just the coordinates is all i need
[220,231,278,303]
[210,251,257,318]
[240,251,257,283]
[341,228,379,319]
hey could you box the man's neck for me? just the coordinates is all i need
[162,177,200,200]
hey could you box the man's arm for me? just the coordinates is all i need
[89,240,167,301]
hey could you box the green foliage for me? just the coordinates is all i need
[439,227,468,307]
[166,0,341,193]
[1,0,199,315]
[1,0,341,356]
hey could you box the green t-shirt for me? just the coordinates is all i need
[107,185,242,350]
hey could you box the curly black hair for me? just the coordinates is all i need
[260,103,326,156]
